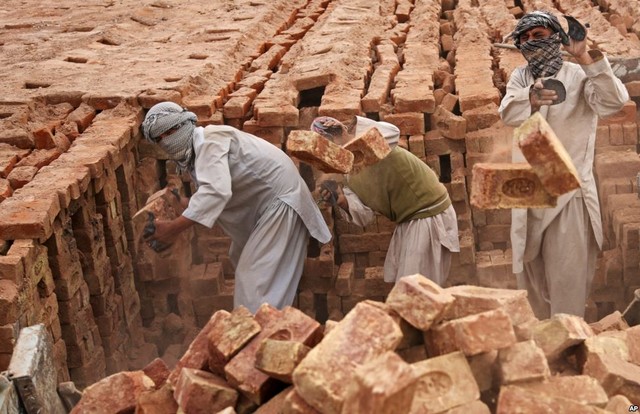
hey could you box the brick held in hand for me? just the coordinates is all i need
[342,127,392,173]
[286,130,354,174]
[470,163,557,209]
[516,112,580,196]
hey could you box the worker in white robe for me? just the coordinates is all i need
[141,102,332,313]
[499,11,629,318]
[312,116,459,285]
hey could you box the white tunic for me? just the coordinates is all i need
[499,52,629,273]
[183,125,332,247]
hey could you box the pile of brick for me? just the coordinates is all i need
[2,0,640,397]
[70,274,640,414]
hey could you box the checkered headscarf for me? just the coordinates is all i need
[511,11,563,48]
[511,11,564,79]
[141,102,197,169]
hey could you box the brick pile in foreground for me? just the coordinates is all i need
[71,275,640,414]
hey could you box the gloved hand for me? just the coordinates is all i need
[318,180,348,210]
[529,78,559,113]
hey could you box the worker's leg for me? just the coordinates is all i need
[384,217,451,285]
[543,198,597,317]
[517,257,551,319]
[234,200,309,314]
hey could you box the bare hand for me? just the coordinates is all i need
[530,79,558,113]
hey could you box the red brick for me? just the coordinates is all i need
[286,130,353,174]
[386,274,455,331]
[225,306,321,405]
[173,368,238,414]
[411,351,480,412]
[382,112,425,135]
[341,351,416,413]
[71,371,155,414]
[292,302,402,414]
[426,308,517,356]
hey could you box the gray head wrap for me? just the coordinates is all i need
[141,102,197,170]
[511,11,563,48]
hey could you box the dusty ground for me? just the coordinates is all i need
[0,0,299,104]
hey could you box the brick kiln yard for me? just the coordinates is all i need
[1,0,640,412]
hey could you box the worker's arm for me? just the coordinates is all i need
[574,50,629,117]
[181,130,234,228]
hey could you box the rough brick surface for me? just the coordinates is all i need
[411,351,480,413]
[286,130,354,174]
[292,301,402,414]
[342,126,392,173]
[471,163,557,209]
[515,112,580,197]
[386,274,455,331]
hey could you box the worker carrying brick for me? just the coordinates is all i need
[141,102,332,313]
[312,116,459,286]
[499,11,629,318]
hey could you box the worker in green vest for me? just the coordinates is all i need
[312,116,460,286]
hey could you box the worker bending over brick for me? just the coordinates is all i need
[312,116,459,286]
[499,11,629,318]
[141,102,331,313]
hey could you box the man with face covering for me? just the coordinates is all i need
[141,102,332,313]
[499,11,629,318]
[312,116,460,286]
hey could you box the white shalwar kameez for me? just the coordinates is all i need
[499,51,629,318]
[182,126,332,313]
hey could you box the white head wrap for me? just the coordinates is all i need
[141,102,198,170]
[354,116,399,148]
[310,116,400,148]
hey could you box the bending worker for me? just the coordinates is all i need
[141,102,332,313]
[499,11,628,318]
[312,116,459,286]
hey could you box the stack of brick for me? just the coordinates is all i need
[452,0,509,263]
[131,186,199,364]
[389,0,440,118]
[554,0,640,57]
[253,0,390,129]
[600,0,640,40]
[0,101,162,388]
[71,275,640,413]
[0,240,67,384]
[593,151,640,315]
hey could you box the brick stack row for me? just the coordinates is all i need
[0,101,159,388]
[598,0,640,40]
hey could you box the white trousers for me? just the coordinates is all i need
[231,200,310,314]
[516,197,598,319]
[384,205,459,286]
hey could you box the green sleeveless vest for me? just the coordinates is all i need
[347,147,451,223]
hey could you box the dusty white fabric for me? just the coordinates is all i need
[516,196,598,318]
[183,126,331,243]
[383,205,459,285]
[500,53,629,275]
[233,199,309,313]
[182,125,331,310]
[342,185,460,285]
[354,116,399,148]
